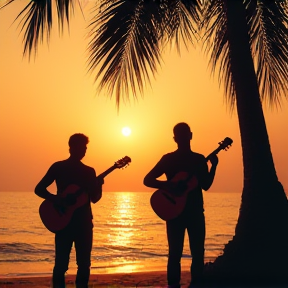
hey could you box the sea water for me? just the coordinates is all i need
[0,191,241,277]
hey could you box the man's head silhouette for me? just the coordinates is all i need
[68,133,89,160]
[173,122,192,145]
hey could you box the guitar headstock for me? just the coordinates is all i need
[114,156,131,169]
[218,137,233,151]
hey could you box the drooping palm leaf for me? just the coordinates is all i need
[201,0,288,109]
[201,0,236,108]
[0,0,15,9]
[2,0,76,57]
[246,0,288,107]
[55,0,76,31]
[87,0,200,106]
[13,0,53,57]
[154,0,201,51]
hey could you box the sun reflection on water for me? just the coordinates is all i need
[92,192,144,272]
[108,193,136,246]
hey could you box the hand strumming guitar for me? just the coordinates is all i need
[163,180,188,196]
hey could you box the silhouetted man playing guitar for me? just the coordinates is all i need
[144,123,219,288]
[35,133,104,288]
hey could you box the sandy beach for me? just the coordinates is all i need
[0,271,192,288]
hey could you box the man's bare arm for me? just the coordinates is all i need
[143,158,172,191]
[35,166,59,202]
[201,154,219,191]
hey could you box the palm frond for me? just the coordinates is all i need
[12,0,53,58]
[87,0,200,106]
[246,0,288,107]
[201,0,288,109]
[3,0,76,57]
[87,0,160,106]
[55,0,76,32]
[201,0,236,109]
[157,0,201,51]
[0,0,16,9]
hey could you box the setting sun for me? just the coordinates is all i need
[122,127,131,137]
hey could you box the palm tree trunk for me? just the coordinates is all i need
[203,0,288,286]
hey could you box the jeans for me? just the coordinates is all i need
[166,210,205,286]
[52,219,93,288]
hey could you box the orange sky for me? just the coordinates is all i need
[0,2,287,194]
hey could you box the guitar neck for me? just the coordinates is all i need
[205,146,223,161]
[97,166,116,179]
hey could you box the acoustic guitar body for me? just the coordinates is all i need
[39,184,88,233]
[150,172,198,221]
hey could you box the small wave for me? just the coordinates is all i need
[94,249,167,260]
[0,243,53,255]
[0,227,8,231]
[0,258,51,263]
[1,272,52,277]
[13,230,42,235]
[103,245,142,252]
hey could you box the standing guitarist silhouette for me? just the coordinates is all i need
[150,137,232,221]
[143,123,224,288]
[39,155,131,233]
[35,133,130,288]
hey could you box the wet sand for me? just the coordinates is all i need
[0,271,192,287]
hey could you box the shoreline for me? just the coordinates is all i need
[0,271,192,287]
[1,273,285,288]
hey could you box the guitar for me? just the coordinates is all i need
[150,137,233,221]
[39,156,131,233]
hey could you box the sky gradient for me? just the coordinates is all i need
[0,2,287,194]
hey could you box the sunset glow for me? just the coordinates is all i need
[122,127,131,137]
[0,3,287,194]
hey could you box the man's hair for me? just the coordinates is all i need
[173,122,192,138]
[68,133,89,147]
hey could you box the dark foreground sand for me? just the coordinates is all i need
[0,271,192,288]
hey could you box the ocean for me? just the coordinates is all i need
[0,191,241,277]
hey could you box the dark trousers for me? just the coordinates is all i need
[52,220,93,288]
[166,210,205,286]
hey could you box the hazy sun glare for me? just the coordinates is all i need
[122,127,131,137]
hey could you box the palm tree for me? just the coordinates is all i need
[200,1,288,286]
[2,0,288,285]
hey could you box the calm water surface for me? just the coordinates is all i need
[0,191,241,277]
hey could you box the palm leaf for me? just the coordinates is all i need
[13,0,53,57]
[246,0,288,107]
[2,0,76,57]
[0,0,16,9]
[87,0,200,106]
[151,0,201,51]
[201,0,288,109]
[201,0,236,109]
[56,0,76,31]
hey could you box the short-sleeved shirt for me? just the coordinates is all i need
[48,159,97,224]
[156,150,208,213]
